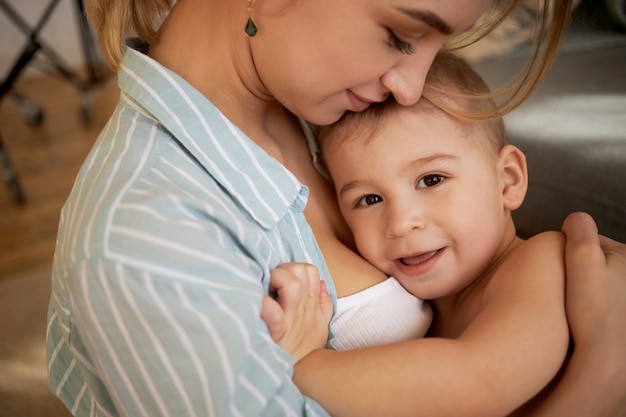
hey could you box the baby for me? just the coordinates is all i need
[264,52,569,417]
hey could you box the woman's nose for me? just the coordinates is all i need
[380,47,439,106]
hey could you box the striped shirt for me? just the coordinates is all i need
[46,47,334,417]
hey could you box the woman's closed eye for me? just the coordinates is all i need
[386,28,415,55]
[417,174,445,188]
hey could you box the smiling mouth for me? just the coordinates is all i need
[400,250,440,266]
[347,91,375,112]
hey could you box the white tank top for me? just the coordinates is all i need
[329,277,433,351]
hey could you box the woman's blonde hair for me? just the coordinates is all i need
[84,0,174,71]
[84,0,573,120]
[443,0,574,120]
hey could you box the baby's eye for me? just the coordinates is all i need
[417,174,445,188]
[356,194,383,207]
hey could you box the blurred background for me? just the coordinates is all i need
[0,0,625,415]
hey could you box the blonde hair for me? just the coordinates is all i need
[318,52,507,156]
[446,0,574,120]
[84,0,174,71]
[84,0,573,119]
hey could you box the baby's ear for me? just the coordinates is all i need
[498,144,528,211]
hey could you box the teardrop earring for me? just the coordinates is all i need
[245,0,258,37]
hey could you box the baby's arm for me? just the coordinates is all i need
[290,232,569,417]
[261,263,333,363]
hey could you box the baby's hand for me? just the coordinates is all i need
[261,263,333,363]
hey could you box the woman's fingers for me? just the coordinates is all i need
[563,213,626,402]
[561,212,626,339]
[561,212,626,413]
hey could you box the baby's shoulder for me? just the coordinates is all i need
[498,231,566,286]
[519,231,566,256]
[490,231,566,290]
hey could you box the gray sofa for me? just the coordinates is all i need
[475,27,626,243]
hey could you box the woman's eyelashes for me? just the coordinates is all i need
[386,28,415,55]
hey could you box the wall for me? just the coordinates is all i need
[0,0,85,79]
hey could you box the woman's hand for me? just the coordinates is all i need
[560,212,626,415]
[261,263,333,363]
[562,212,626,352]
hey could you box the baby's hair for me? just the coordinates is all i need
[84,0,573,120]
[318,52,507,160]
[421,52,507,148]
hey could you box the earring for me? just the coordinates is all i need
[245,0,258,37]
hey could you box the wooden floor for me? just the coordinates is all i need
[0,72,120,281]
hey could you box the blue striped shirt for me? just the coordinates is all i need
[46,47,335,417]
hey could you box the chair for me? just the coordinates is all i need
[0,0,110,203]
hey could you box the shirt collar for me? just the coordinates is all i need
[117,47,306,229]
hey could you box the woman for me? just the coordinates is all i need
[46,0,626,416]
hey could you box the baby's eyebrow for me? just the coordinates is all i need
[395,7,453,35]
[338,180,364,198]
[410,153,459,168]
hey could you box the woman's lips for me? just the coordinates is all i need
[347,90,374,112]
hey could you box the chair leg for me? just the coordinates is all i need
[12,91,44,126]
[0,132,25,204]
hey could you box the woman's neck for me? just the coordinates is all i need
[149,0,288,155]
